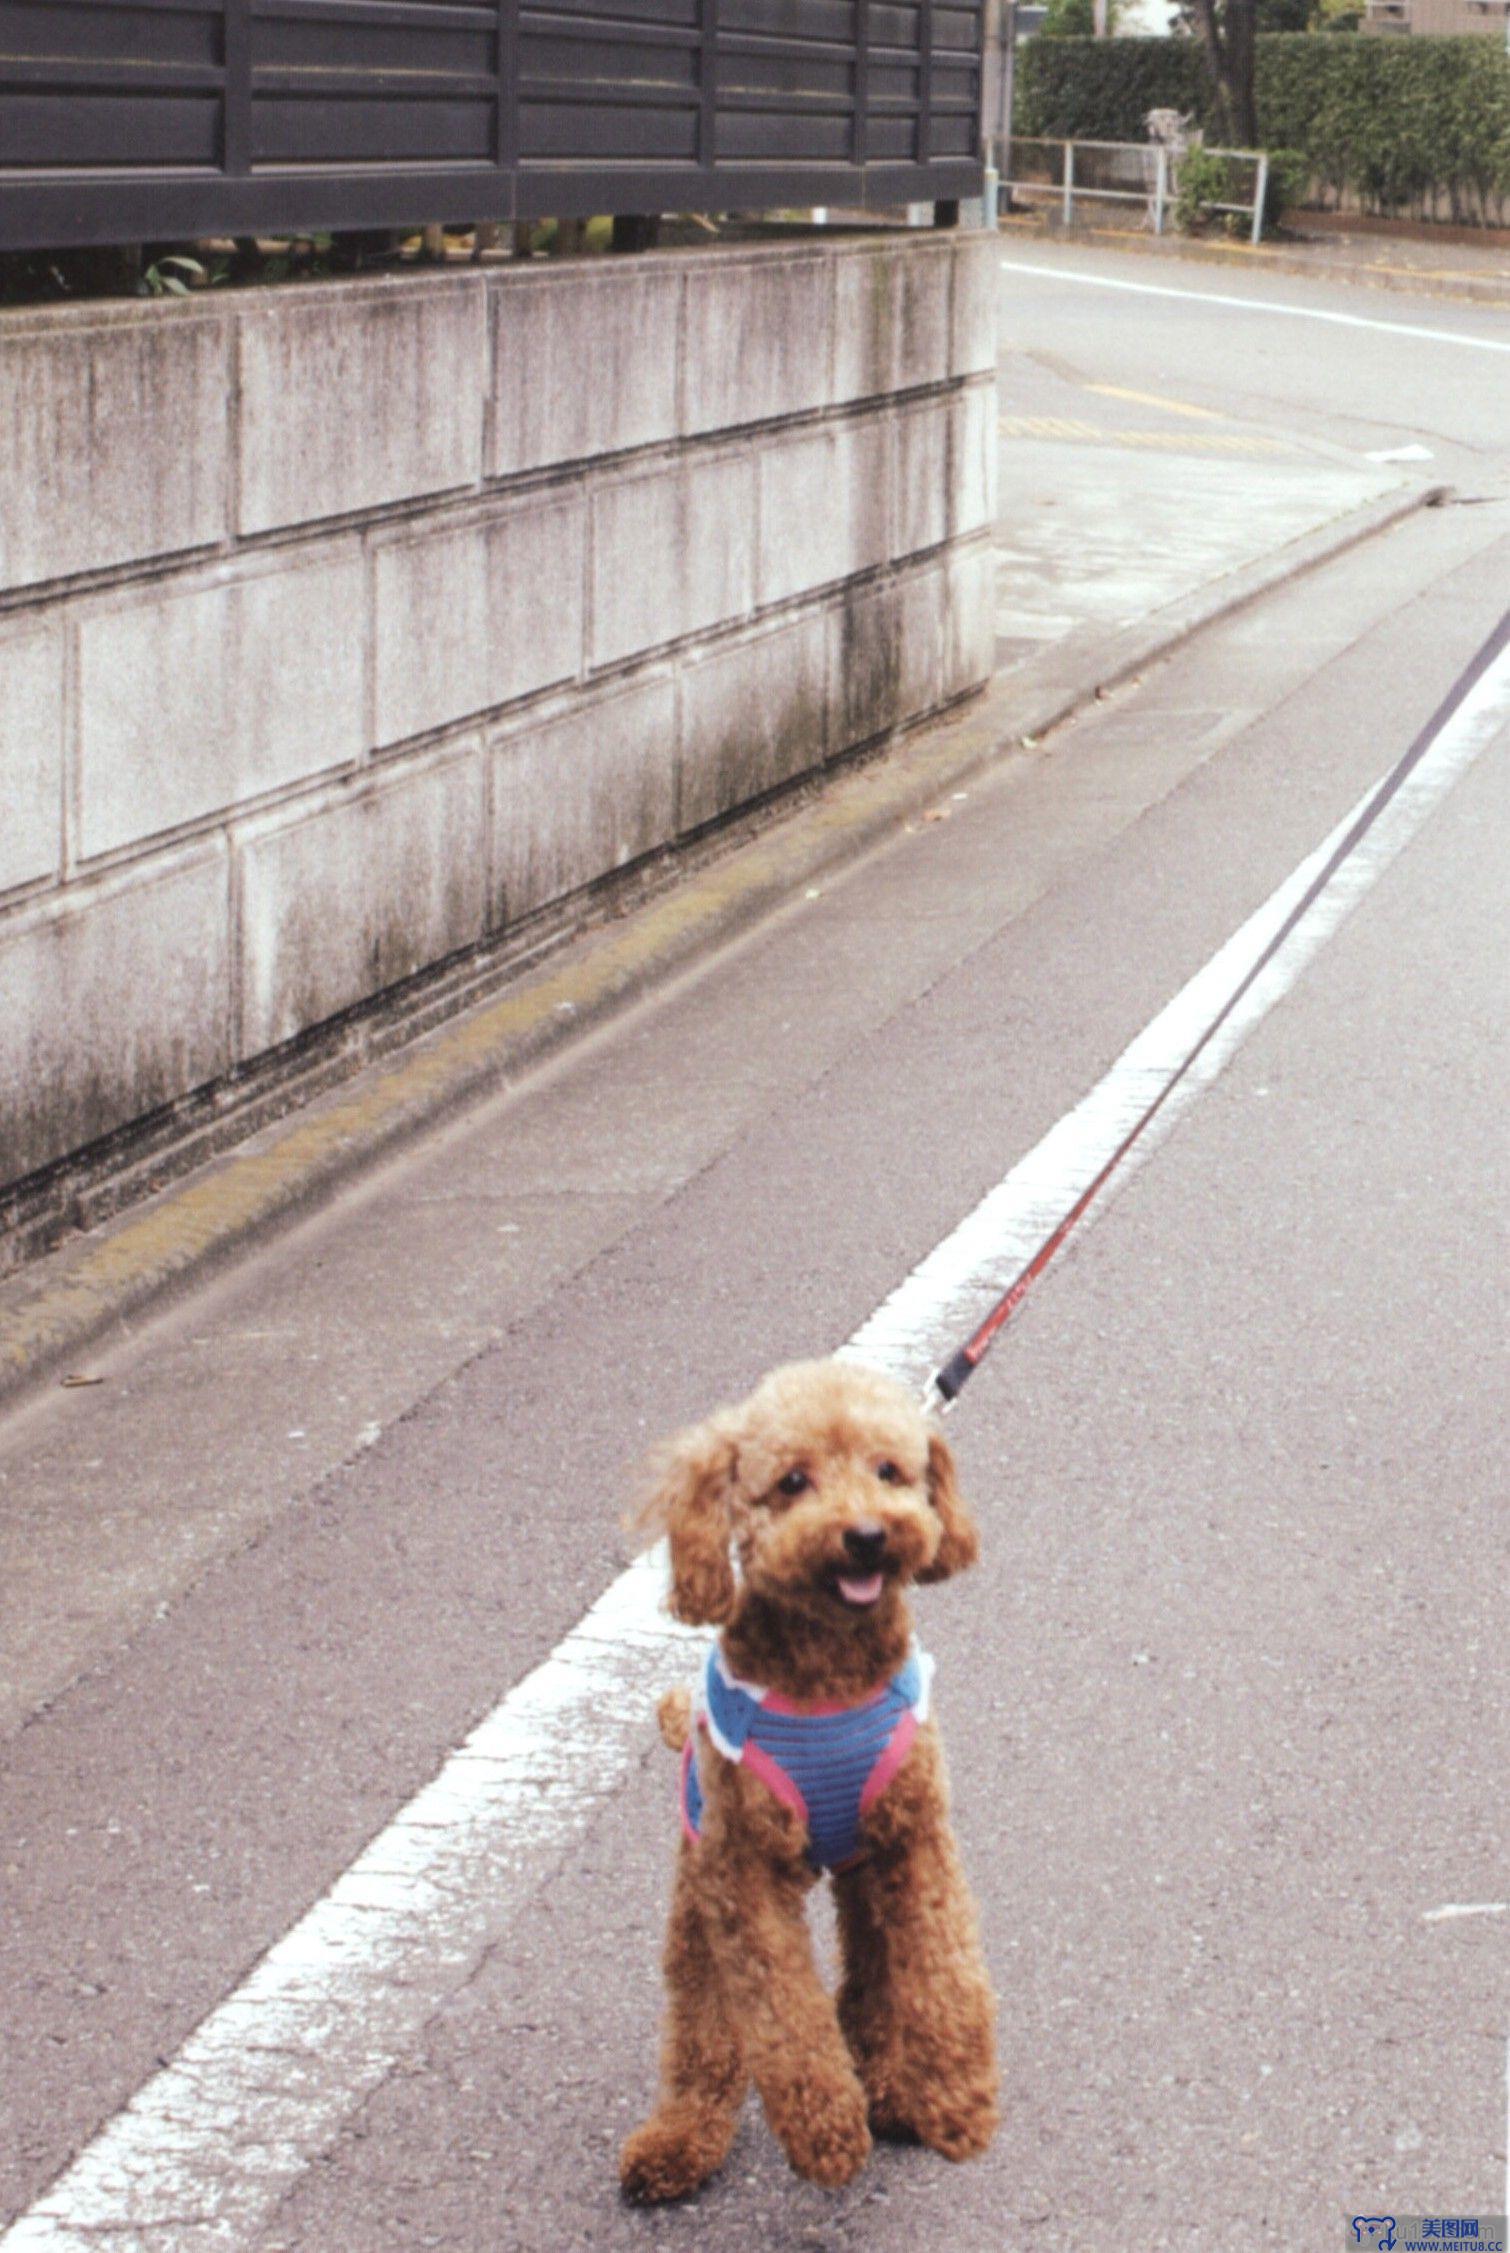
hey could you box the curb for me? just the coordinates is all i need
[998,215,1510,310]
[0,477,1439,1415]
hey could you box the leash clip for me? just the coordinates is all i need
[918,1373,956,1420]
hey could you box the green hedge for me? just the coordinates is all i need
[1013,34,1510,222]
[1015,36,1207,141]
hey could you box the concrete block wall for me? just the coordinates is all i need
[0,233,997,1219]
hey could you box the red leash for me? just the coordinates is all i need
[923,603,1510,1415]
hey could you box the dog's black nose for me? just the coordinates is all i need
[842,1523,887,1568]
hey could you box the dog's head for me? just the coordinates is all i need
[638,1357,978,1629]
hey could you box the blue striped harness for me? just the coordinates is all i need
[679,1640,933,1872]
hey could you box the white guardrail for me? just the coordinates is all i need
[1004,136,1270,246]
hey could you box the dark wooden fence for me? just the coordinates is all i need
[0,0,983,252]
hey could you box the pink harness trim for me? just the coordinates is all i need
[858,1706,918,1817]
[741,1738,807,1821]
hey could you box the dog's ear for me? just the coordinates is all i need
[915,1429,979,1582]
[637,1419,740,1625]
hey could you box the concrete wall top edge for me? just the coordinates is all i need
[0,297,233,346]
[488,230,975,291]
[0,228,973,343]
[0,268,484,343]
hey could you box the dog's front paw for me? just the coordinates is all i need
[847,2050,919,2143]
[902,2077,999,2163]
[865,2091,921,2144]
[773,2075,872,2188]
[619,2104,728,2204]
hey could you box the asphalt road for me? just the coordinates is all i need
[995,241,1510,491]
[2,247,1507,2253]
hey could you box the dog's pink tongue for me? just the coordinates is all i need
[837,1571,884,1606]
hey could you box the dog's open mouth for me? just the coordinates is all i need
[833,1570,885,1607]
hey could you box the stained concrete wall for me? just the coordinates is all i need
[0,233,997,1225]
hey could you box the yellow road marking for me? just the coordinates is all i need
[1085,383,1226,422]
[998,416,1297,457]
[1363,257,1508,289]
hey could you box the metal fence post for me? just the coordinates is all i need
[1154,144,1167,234]
[1063,140,1074,227]
[1251,151,1269,245]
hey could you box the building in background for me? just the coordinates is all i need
[1363,0,1509,31]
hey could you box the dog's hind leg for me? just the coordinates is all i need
[621,1845,747,2203]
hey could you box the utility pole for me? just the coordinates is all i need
[995,0,1019,211]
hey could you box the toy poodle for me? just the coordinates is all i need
[620,1356,998,2202]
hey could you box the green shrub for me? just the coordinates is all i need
[1173,146,1243,231]
[1013,33,1510,224]
[1014,37,1206,141]
[1261,144,1312,226]
[1180,146,1235,232]
[1169,143,1305,233]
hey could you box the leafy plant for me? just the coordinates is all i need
[139,254,213,297]
[1261,144,1312,226]
[1174,146,1245,229]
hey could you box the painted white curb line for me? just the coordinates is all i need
[999,257,1510,354]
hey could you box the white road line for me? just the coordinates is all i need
[1422,1903,1509,1923]
[999,257,1510,355]
[849,641,1510,1378]
[6,640,1510,2250]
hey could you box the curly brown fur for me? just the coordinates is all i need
[620,1358,998,2203]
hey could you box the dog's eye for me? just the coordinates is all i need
[876,1460,907,1484]
[777,1467,810,1497]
